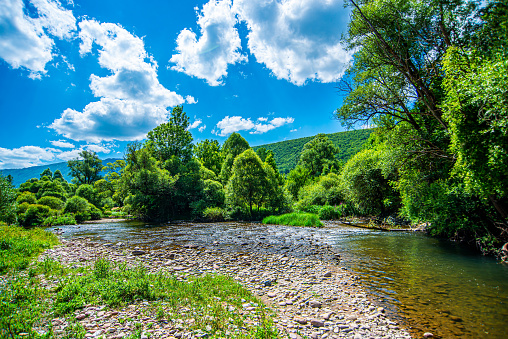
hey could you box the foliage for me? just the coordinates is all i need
[295,173,342,211]
[146,105,193,162]
[0,175,17,224]
[202,207,228,222]
[195,139,224,176]
[37,196,65,210]
[298,133,339,176]
[284,165,311,201]
[68,150,104,185]
[0,224,58,273]
[262,212,323,227]
[318,205,340,220]
[226,150,267,217]
[76,184,102,208]
[89,204,102,220]
[42,213,77,226]
[21,204,54,226]
[219,133,250,184]
[64,196,90,215]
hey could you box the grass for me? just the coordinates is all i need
[1,255,279,338]
[262,212,324,227]
[0,223,59,274]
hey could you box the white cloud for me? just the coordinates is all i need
[170,0,246,86]
[84,144,111,154]
[198,125,207,132]
[290,128,297,132]
[0,146,58,169]
[0,0,76,78]
[215,115,293,136]
[188,119,203,130]
[234,0,351,85]
[50,20,187,142]
[186,95,197,104]
[50,140,75,148]
[257,117,268,122]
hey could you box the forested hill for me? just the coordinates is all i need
[0,158,120,187]
[253,128,373,173]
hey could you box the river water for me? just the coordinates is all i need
[49,220,508,338]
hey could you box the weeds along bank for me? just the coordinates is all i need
[0,225,413,339]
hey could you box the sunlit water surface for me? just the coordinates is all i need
[50,221,508,338]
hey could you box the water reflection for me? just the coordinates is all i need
[49,221,508,338]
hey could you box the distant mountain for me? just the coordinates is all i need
[0,158,121,187]
[253,129,373,173]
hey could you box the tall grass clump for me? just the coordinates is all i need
[262,212,323,227]
[0,223,58,273]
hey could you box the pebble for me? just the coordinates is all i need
[31,236,413,339]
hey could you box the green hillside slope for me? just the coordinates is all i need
[253,129,373,173]
[0,158,121,187]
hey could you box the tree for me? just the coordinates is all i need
[0,175,16,224]
[146,105,193,162]
[285,165,312,201]
[195,139,223,175]
[219,133,250,183]
[298,134,338,176]
[76,184,102,208]
[53,169,65,181]
[68,150,103,185]
[40,168,53,180]
[226,149,267,216]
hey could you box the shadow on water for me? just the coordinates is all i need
[49,220,508,338]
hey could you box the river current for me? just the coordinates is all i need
[49,220,508,338]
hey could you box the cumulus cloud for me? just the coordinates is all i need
[198,125,207,132]
[0,143,116,169]
[0,0,76,78]
[0,146,58,169]
[186,95,198,104]
[215,115,293,136]
[234,0,351,85]
[50,140,75,148]
[170,0,246,86]
[188,119,203,130]
[50,20,188,142]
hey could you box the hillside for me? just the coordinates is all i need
[0,158,121,187]
[253,129,373,173]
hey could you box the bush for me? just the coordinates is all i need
[42,214,77,226]
[262,212,323,227]
[22,204,54,226]
[37,196,65,210]
[88,204,102,220]
[318,205,339,220]
[75,211,91,223]
[64,196,89,214]
[16,191,37,205]
[202,207,227,222]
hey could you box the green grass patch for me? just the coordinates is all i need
[0,224,59,274]
[262,212,323,227]
[1,257,279,338]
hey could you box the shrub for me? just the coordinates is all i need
[64,196,89,214]
[75,211,91,223]
[262,212,323,227]
[42,214,77,226]
[88,204,102,220]
[16,191,37,205]
[37,196,65,210]
[22,204,54,226]
[202,207,227,222]
[318,205,339,220]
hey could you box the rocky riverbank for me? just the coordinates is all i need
[37,237,414,339]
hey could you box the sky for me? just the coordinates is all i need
[0,0,353,169]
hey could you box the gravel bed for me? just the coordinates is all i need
[36,237,414,339]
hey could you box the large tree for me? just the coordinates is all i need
[146,105,193,162]
[68,150,103,185]
[298,134,338,176]
[194,139,223,176]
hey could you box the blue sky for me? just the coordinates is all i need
[0,0,352,169]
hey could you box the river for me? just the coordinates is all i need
[49,220,508,338]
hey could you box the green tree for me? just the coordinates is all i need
[68,150,104,185]
[226,149,267,216]
[219,133,250,184]
[285,165,312,201]
[146,105,193,162]
[195,139,224,175]
[298,134,338,176]
[40,168,53,180]
[76,184,102,208]
[53,169,65,181]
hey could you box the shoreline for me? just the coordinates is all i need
[35,236,414,339]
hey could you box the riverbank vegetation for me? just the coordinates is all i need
[0,0,506,256]
[262,212,323,227]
